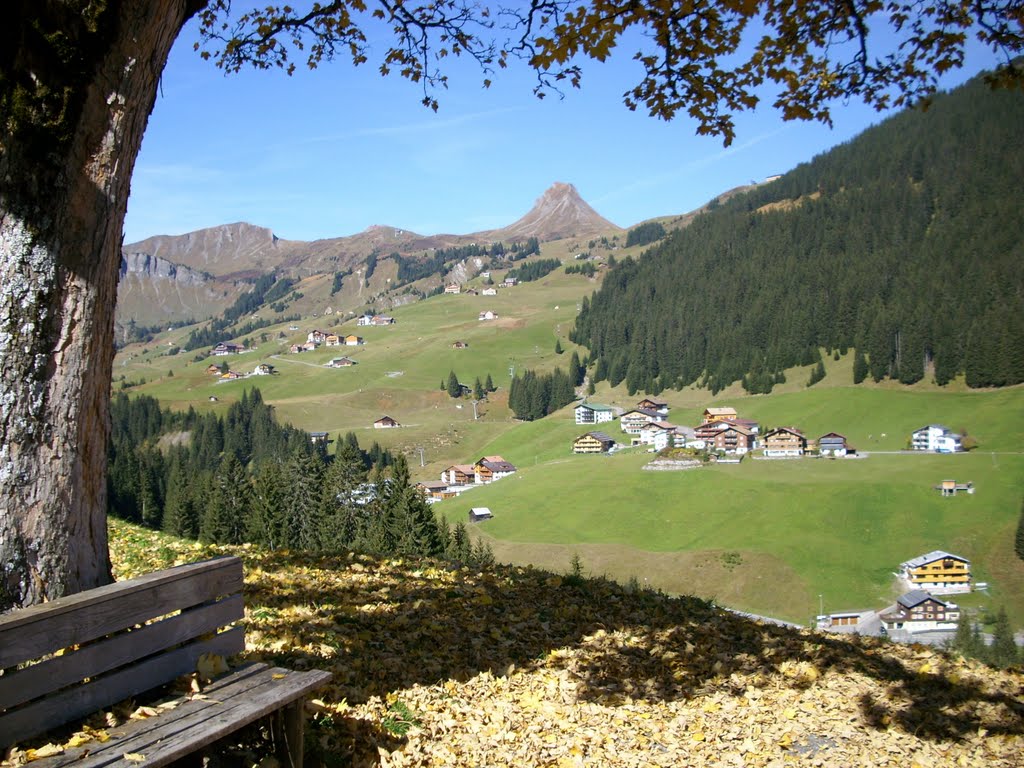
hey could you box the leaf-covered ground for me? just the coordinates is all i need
[11,521,1024,767]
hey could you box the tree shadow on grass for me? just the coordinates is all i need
[236,547,1023,760]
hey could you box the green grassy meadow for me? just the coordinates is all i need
[116,255,1024,627]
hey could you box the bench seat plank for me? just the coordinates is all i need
[0,628,245,747]
[0,558,243,669]
[0,594,244,711]
[31,663,333,768]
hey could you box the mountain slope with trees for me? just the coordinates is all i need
[572,74,1024,395]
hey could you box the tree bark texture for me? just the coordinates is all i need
[1,0,197,611]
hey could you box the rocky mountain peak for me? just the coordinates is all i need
[486,182,620,242]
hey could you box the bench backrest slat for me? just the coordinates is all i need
[0,627,245,748]
[0,593,244,711]
[0,557,243,669]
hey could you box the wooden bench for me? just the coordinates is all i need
[0,556,330,767]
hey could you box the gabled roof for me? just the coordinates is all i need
[445,464,476,474]
[576,402,613,412]
[622,408,661,419]
[900,550,970,569]
[818,432,847,440]
[913,424,954,434]
[481,460,517,473]
[764,426,805,438]
[704,407,737,416]
[897,590,949,609]
[577,431,614,444]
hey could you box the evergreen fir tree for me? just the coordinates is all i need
[988,607,1019,669]
[853,349,869,384]
[554,339,563,354]
[474,377,485,400]
[485,373,495,392]
[201,455,251,545]
[447,370,461,398]
[248,460,288,550]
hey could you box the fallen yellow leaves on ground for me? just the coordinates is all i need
[9,521,1021,768]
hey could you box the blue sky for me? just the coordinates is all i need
[123,15,1004,244]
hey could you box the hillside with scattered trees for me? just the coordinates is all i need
[572,74,1024,395]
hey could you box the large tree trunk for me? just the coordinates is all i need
[0,0,198,611]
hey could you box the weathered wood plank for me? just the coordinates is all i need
[0,557,243,669]
[32,664,332,768]
[0,594,244,711]
[0,628,245,748]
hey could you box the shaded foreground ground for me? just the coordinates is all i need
[9,521,1022,768]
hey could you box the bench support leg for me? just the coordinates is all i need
[273,701,306,768]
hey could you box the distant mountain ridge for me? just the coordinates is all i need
[122,183,621,280]
[117,183,623,327]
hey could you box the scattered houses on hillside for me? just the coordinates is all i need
[307,330,327,345]
[440,455,518,489]
[911,424,963,453]
[899,551,972,593]
[344,334,364,346]
[575,402,616,425]
[451,340,469,349]
[373,415,401,429]
[309,431,330,444]
[253,363,275,376]
[481,287,497,296]
[219,370,243,380]
[205,364,221,374]
[211,342,246,356]
[500,277,518,288]
[444,283,461,295]
[326,356,357,368]
[325,334,341,347]
[573,431,616,454]
[478,310,498,321]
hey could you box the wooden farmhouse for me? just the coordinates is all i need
[416,481,455,502]
[694,421,755,454]
[444,283,461,294]
[702,406,738,424]
[620,408,662,434]
[636,398,669,417]
[762,427,807,457]
[373,415,401,429]
[442,464,477,486]
[573,431,616,454]
[879,591,961,635]
[344,334,364,346]
[900,551,972,593]
[324,334,341,347]
[473,456,517,483]
[326,356,357,368]
[818,432,850,456]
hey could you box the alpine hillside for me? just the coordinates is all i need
[572,71,1024,393]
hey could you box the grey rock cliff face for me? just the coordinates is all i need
[120,252,207,286]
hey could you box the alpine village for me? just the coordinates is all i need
[2,37,1023,768]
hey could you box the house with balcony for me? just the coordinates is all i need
[911,425,963,453]
[879,591,960,634]
[575,403,615,425]
[900,550,972,593]
[762,427,807,457]
[620,408,662,434]
[573,432,616,454]
[473,456,517,483]
[702,406,738,424]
